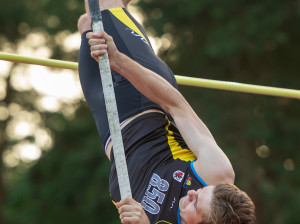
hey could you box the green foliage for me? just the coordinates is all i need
[0,0,85,60]
[0,0,84,40]
[139,0,299,85]
[4,105,119,224]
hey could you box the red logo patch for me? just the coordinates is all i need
[173,170,185,182]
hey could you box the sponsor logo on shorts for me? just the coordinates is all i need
[173,170,185,182]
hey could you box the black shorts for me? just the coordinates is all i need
[78,8,177,146]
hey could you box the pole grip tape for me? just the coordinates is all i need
[88,0,102,22]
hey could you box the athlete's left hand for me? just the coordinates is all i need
[117,198,150,224]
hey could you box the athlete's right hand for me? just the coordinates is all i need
[117,198,150,224]
[86,31,119,68]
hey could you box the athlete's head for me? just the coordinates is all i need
[179,183,256,224]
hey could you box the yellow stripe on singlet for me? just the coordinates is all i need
[109,8,149,45]
[165,120,196,161]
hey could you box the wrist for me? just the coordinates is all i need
[110,51,124,73]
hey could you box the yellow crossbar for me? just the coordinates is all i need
[0,52,299,99]
[0,52,78,70]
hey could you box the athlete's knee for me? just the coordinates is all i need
[78,14,91,34]
[122,0,132,7]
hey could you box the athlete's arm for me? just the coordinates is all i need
[87,31,235,185]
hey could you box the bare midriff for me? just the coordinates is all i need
[105,109,164,160]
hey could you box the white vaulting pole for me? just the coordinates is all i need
[88,0,132,199]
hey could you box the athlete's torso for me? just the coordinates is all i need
[109,113,207,224]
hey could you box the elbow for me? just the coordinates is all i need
[224,167,235,184]
[216,164,235,185]
[162,105,172,115]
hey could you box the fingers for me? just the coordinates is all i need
[86,31,103,39]
[86,31,114,59]
[89,39,107,51]
[90,45,107,53]
[119,202,141,214]
[86,32,107,59]
[119,208,142,221]
[85,30,118,65]
[117,198,150,224]
[89,38,106,45]
[120,216,141,224]
[86,30,112,42]
[119,209,143,224]
[118,197,136,207]
[90,45,107,60]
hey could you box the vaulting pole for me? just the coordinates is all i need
[0,52,299,100]
[87,0,131,199]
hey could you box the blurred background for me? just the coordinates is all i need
[0,0,299,223]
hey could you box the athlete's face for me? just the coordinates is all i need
[179,186,215,224]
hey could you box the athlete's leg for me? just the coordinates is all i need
[78,14,90,35]
[122,0,132,6]
[78,9,162,146]
[78,6,176,146]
